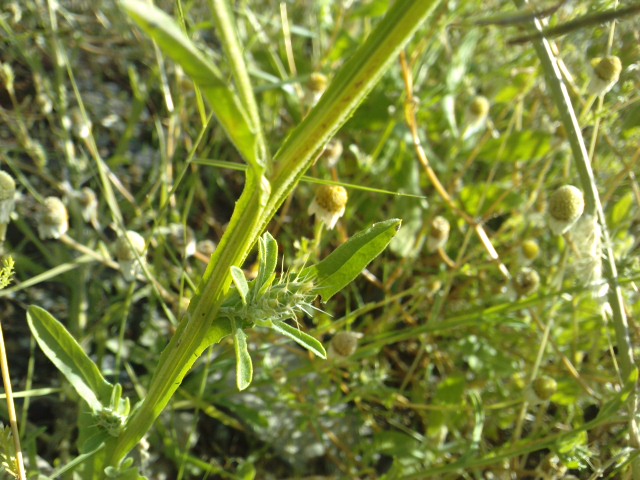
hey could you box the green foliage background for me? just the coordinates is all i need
[0,0,639,478]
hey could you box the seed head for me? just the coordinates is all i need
[308,185,348,230]
[427,216,450,252]
[532,376,557,401]
[548,185,584,235]
[589,56,622,96]
[329,331,363,359]
[38,197,68,239]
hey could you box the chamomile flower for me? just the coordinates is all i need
[588,56,622,96]
[548,185,584,235]
[38,196,68,240]
[462,95,490,138]
[115,230,146,281]
[308,185,348,230]
[305,72,328,106]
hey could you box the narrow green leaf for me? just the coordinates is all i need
[27,305,112,411]
[233,327,253,391]
[230,266,249,305]
[270,320,327,359]
[254,232,278,299]
[119,0,259,167]
[301,219,401,301]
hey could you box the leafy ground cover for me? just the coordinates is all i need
[0,0,639,478]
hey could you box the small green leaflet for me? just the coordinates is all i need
[232,320,253,391]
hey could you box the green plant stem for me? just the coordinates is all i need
[209,0,268,166]
[105,0,443,470]
[515,0,639,470]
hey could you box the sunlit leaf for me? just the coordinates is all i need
[27,306,112,411]
[301,219,401,301]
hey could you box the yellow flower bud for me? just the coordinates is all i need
[589,56,622,96]
[548,185,584,235]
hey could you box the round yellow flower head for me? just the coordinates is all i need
[548,185,584,235]
[308,72,328,94]
[532,376,557,401]
[468,95,490,120]
[308,185,348,229]
[521,239,540,262]
[589,56,622,96]
[38,196,68,239]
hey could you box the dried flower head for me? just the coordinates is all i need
[427,216,450,252]
[308,185,348,230]
[329,331,363,359]
[38,196,68,239]
[513,268,540,297]
[548,185,584,235]
[589,56,622,96]
[115,230,146,281]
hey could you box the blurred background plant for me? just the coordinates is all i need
[0,0,639,478]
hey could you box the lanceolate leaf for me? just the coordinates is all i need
[254,232,278,299]
[270,320,327,359]
[119,0,259,167]
[230,266,249,305]
[301,219,401,301]
[27,305,112,411]
[233,326,253,391]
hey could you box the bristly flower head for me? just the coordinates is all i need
[589,56,622,96]
[115,230,146,281]
[38,196,68,239]
[308,185,348,230]
[548,185,584,235]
